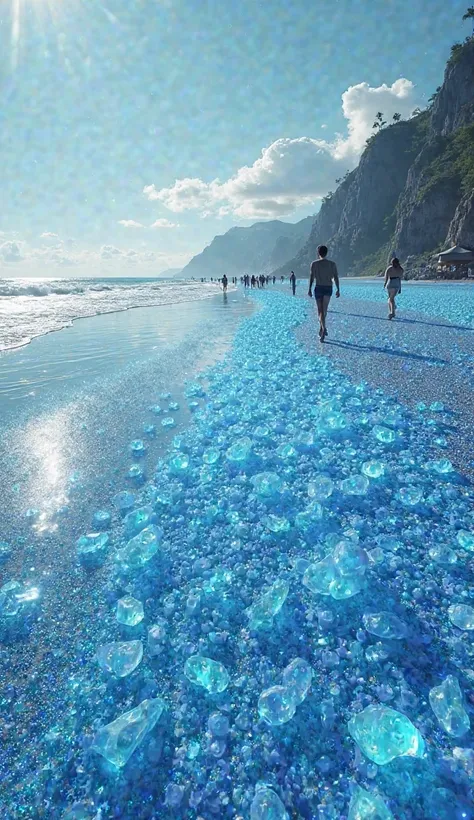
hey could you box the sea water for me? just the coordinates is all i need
[1,287,474,819]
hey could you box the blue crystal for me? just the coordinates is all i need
[247,578,289,629]
[127,464,145,483]
[150,404,162,415]
[361,460,385,479]
[115,525,162,571]
[0,580,40,620]
[92,510,111,530]
[341,475,370,496]
[303,556,337,595]
[143,423,156,437]
[147,621,167,655]
[276,443,296,459]
[169,453,190,474]
[96,640,143,677]
[398,486,423,506]
[0,542,12,563]
[184,655,230,694]
[333,541,369,576]
[162,416,176,428]
[250,786,288,820]
[130,439,146,456]
[76,532,109,568]
[362,612,407,639]
[448,603,474,630]
[203,447,220,464]
[430,401,445,412]
[123,505,154,536]
[348,786,393,820]
[308,475,334,500]
[92,697,165,768]
[282,658,313,705]
[258,685,296,726]
[348,705,425,765]
[251,472,283,498]
[112,491,135,514]
[429,675,470,737]
[457,529,474,550]
[226,436,252,463]
[330,573,365,600]
[372,425,396,444]
[116,596,144,626]
[263,514,290,533]
[208,712,230,737]
[430,458,454,474]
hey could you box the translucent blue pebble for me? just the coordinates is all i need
[116,596,144,626]
[429,675,470,737]
[348,705,425,765]
[308,475,334,500]
[92,510,111,530]
[92,697,165,768]
[115,526,162,571]
[250,786,288,820]
[457,529,474,550]
[130,439,146,456]
[448,603,474,630]
[184,655,230,694]
[226,437,252,463]
[246,578,289,630]
[76,533,109,568]
[251,472,283,498]
[348,785,393,820]
[362,612,407,640]
[281,658,313,705]
[123,505,154,536]
[96,640,143,677]
[258,685,296,726]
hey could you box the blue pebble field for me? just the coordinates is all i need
[2,288,474,819]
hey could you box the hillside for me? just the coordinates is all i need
[274,36,474,278]
[179,217,313,279]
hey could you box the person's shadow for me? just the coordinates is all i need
[326,339,448,365]
[333,309,472,333]
[223,292,228,306]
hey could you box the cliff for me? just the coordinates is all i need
[180,216,313,279]
[274,36,474,277]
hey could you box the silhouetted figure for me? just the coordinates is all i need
[290,270,296,296]
[222,274,228,292]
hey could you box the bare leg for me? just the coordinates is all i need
[315,297,325,340]
[387,288,397,318]
[322,294,331,334]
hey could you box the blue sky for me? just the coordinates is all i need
[0,0,471,275]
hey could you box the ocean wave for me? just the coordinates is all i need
[0,278,224,351]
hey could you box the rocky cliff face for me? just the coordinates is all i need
[180,216,313,279]
[393,39,474,259]
[276,36,474,276]
[275,116,424,277]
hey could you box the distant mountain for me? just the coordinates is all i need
[273,36,474,279]
[179,217,313,279]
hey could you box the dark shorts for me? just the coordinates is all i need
[314,285,333,299]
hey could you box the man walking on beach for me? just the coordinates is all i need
[222,274,228,292]
[308,245,340,342]
[290,271,296,296]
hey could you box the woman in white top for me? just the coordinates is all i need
[383,257,404,320]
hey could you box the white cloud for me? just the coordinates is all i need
[118,220,145,228]
[0,241,24,263]
[144,78,420,219]
[150,218,180,229]
[40,232,59,239]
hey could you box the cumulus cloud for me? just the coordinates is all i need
[40,232,59,239]
[144,78,420,219]
[0,241,24,263]
[118,220,145,229]
[150,218,179,229]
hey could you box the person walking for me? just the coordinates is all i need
[308,245,340,342]
[384,257,403,319]
[290,270,296,296]
[222,274,228,292]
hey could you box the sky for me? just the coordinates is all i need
[0,0,472,277]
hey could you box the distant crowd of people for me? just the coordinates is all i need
[200,245,404,341]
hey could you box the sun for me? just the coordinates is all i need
[10,0,68,71]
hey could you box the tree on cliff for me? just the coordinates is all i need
[463,7,474,30]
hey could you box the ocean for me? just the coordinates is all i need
[0,277,223,351]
